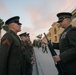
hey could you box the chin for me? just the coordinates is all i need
[18,30,21,32]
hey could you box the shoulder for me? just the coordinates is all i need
[2,32,13,39]
[67,26,76,34]
[70,26,76,31]
[1,32,14,43]
[67,26,76,37]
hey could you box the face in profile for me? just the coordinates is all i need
[12,23,22,32]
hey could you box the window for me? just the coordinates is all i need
[55,36,57,42]
[54,28,57,34]
[50,33,51,37]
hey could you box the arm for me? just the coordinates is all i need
[0,33,13,75]
[52,42,59,49]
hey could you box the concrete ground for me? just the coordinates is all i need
[32,47,59,75]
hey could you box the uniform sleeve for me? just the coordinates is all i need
[0,33,14,75]
[52,42,59,49]
[60,29,76,63]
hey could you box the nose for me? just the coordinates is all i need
[19,25,21,27]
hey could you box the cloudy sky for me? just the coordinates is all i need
[0,0,76,42]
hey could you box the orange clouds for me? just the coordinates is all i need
[25,7,54,30]
[1,0,76,42]
[58,0,76,11]
[22,0,76,41]
[0,0,10,16]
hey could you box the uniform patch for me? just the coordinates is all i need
[61,32,67,39]
[2,39,10,46]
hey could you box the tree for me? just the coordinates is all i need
[36,34,42,48]
[36,34,42,39]
[33,40,38,47]
[0,18,4,30]
[2,25,9,31]
[0,18,4,41]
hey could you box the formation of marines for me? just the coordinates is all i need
[0,16,34,75]
[0,11,76,75]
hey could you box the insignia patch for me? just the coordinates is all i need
[2,39,10,46]
[61,32,67,39]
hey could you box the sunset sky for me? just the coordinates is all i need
[0,0,76,42]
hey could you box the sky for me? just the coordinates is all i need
[0,0,76,42]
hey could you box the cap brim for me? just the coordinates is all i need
[17,22,22,25]
[57,21,62,23]
[57,19,63,23]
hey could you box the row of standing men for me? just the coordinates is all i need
[0,16,34,75]
[1,11,76,75]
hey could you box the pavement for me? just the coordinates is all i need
[32,47,59,75]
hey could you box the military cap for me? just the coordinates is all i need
[23,32,28,37]
[57,12,72,23]
[19,32,27,37]
[26,33,30,37]
[19,33,24,37]
[5,16,22,25]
